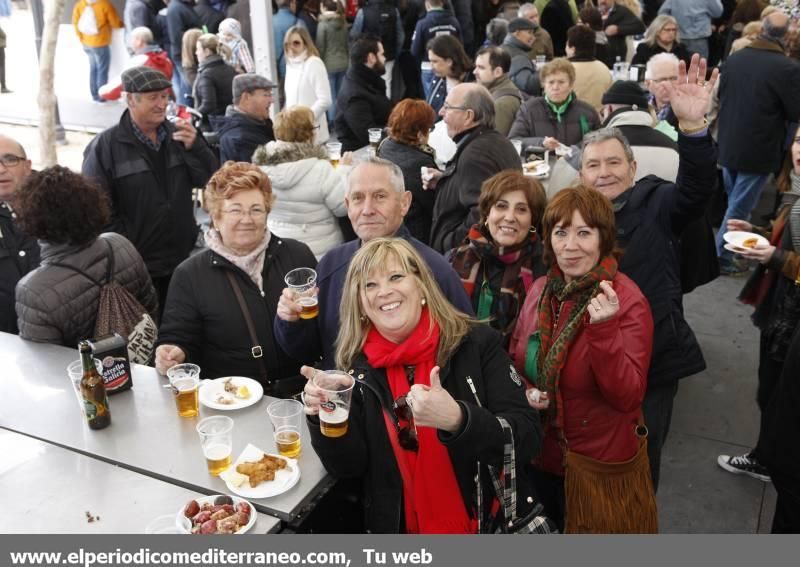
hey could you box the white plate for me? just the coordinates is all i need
[523,163,550,178]
[723,231,769,250]
[724,243,749,254]
[199,377,263,411]
[176,495,256,534]
[220,444,300,499]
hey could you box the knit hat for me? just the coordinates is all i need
[218,18,242,38]
[121,66,171,93]
[508,18,537,33]
[601,80,649,110]
[232,73,277,101]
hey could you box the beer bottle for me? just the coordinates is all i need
[78,340,111,430]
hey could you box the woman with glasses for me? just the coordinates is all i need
[155,162,316,396]
[302,238,542,533]
[283,26,333,144]
[376,99,438,245]
[426,34,473,117]
[632,15,691,66]
[252,105,348,259]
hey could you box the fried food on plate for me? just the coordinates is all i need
[235,454,288,487]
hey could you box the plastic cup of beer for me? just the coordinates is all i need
[535,55,546,69]
[285,267,319,320]
[326,141,342,168]
[368,128,382,155]
[196,415,234,476]
[167,363,201,418]
[66,358,102,414]
[313,371,355,438]
[267,399,304,458]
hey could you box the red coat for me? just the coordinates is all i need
[509,273,654,476]
[100,50,174,101]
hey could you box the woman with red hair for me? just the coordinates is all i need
[376,99,438,245]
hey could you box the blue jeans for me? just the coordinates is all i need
[421,67,434,100]
[326,70,345,123]
[716,167,769,266]
[682,37,709,60]
[83,45,110,101]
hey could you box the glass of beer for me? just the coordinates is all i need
[368,128,383,156]
[313,371,355,438]
[326,141,342,168]
[267,399,304,458]
[167,363,201,418]
[285,267,319,320]
[66,358,102,414]
[196,415,234,476]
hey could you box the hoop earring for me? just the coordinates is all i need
[529,226,536,234]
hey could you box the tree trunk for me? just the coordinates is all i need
[38,0,66,166]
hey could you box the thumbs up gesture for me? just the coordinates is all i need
[408,366,464,433]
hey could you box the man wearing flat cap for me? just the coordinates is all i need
[82,66,218,313]
[211,73,276,163]
[501,18,542,97]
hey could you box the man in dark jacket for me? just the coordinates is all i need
[82,67,218,312]
[578,57,719,490]
[428,83,523,253]
[598,0,645,62]
[166,0,201,102]
[214,73,275,163]
[350,0,404,98]
[194,0,225,33]
[274,158,472,369]
[502,18,542,97]
[0,135,39,335]
[335,36,392,152]
[716,11,800,275]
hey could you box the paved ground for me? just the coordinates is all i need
[0,5,779,535]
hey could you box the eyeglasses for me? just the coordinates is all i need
[442,102,468,113]
[0,155,26,168]
[393,396,418,452]
[222,208,267,219]
[650,76,678,84]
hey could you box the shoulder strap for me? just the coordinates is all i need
[223,270,269,383]
[103,238,115,284]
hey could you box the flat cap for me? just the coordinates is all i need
[233,73,277,100]
[601,80,650,110]
[122,66,172,93]
[508,18,536,33]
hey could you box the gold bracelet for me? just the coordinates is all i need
[679,119,709,135]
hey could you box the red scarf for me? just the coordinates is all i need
[362,308,475,534]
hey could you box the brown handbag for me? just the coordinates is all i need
[563,424,658,534]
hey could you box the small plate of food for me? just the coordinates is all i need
[220,444,300,499]
[523,158,550,178]
[199,377,263,411]
[177,494,256,534]
[723,231,769,252]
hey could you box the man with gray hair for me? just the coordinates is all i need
[98,26,173,101]
[275,157,472,368]
[645,52,681,131]
[214,74,276,162]
[428,83,522,253]
[715,9,800,276]
[518,3,554,60]
[577,55,719,490]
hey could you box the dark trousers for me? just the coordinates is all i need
[0,47,6,89]
[751,332,785,462]
[528,466,565,532]
[150,274,173,323]
[642,380,679,491]
[771,473,800,533]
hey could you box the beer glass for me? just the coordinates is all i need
[313,371,355,438]
[267,399,304,458]
[167,363,201,418]
[368,128,382,155]
[66,358,102,414]
[326,141,342,168]
[285,267,319,320]
[196,415,234,476]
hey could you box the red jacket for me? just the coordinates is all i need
[509,273,653,476]
[100,50,174,101]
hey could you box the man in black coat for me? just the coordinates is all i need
[82,67,218,313]
[0,135,39,335]
[213,73,276,163]
[166,0,201,102]
[598,0,645,62]
[334,36,393,152]
[578,56,719,490]
[716,11,800,275]
[428,83,523,253]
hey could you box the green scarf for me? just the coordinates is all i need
[524,255,618,424]
[544,92,574,123]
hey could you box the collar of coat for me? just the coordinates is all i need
[745,38,786,54]
[251,141,328,166]
[348,63,385,90]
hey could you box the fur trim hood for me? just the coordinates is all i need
[252,141,328,166]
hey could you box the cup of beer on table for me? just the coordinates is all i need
[326,141,342,168]
[285,267,319,320]
[313,371,355,438]
[167,363,201,418]
[267,399,304,458]
[67,358,103,413]
[196,415,234,476]
[368,128,382,155]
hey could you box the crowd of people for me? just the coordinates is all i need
[2,0,800,534]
